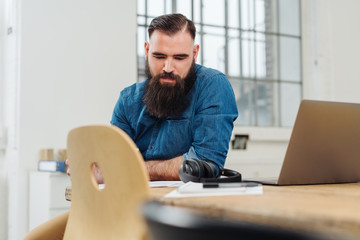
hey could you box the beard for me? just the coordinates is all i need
[143,60,197,118]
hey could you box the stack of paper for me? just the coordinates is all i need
[165,181,263,198]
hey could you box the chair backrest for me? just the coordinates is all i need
[63,125,150,240]
[141,201,330,240]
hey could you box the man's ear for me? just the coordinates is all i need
[193,44,200,62]
[144,41,150,60]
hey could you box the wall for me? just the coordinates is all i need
[6,0,137,238]
[0,0,7,238]
[226,0,360,178]
[302,0,360,103]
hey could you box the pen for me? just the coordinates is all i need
[202,182,260,188]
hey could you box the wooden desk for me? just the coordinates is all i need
[151,183,360,239]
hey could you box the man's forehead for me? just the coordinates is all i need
[149,31,194,54]
[149,30,193,43]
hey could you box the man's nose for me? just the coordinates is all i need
[163,59,174,73]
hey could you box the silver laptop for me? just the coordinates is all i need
[246,100,360,185]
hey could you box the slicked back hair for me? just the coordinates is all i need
[148,13,196,40]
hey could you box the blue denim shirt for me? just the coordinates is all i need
[111,64,238,171]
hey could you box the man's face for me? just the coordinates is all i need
[144,29,199,86]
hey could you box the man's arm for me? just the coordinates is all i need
[145,156,183,181]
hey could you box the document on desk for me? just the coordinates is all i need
[165,181,263,198]
[149,181,184,188]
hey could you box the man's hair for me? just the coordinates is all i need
[148,13,196,40]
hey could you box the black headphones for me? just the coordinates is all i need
[179,158,242,183]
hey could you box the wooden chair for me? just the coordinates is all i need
[63,125,150,240]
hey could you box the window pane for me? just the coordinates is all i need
[241,0,255,30]
[256,33,278,80]
[228,30,240,77]
[228,0,239,28]
[279,0,300,36]
[257,82,278,126]
[195,24,202,64]
[255,33,266,78]
[280,83,301,126]
[137,16,146,26]
[241,31,256,78]
[137,26,146,60]
[279,36,301,81]
[193,0,201,23]
[203,27,225,72]
[147,17,155,26]
[138,73,147,83]
[138,0,146,15]
[147,0,165,17]
[177,0,192,20]
[231,79,256,126]
[254,0,266,31]
[165,0,172,14]
[203,0,225,26]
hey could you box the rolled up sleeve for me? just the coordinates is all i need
[183,72,238,171]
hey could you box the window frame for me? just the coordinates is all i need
[136,0,302,131]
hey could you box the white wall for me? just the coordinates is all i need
[0,0,7,239]
[302,0,360,103]
[2,0,360,239]
[5,0,137,239]
[226,0,360,177]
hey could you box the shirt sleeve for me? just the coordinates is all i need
[183,73,238,172]
[110,92,135,141]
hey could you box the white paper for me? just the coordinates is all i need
[165,181,263,198]
[149,181,184,188]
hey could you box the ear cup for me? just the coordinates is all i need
[179,159,202,183]
[201,161,218,178]
[184,159,201,177]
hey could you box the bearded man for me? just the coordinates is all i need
[110,13,238,180]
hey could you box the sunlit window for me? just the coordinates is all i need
[137,0,302,127]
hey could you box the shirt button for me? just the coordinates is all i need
[150,145,154,149]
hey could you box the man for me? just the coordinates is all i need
[111,13,238,181]
[23,13,238,239]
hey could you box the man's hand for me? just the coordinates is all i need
[65,159,70,177]
[65,159,104,184]
[92,163,104,184]
[145,156,183,181]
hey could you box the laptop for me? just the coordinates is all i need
[246,100,360,185]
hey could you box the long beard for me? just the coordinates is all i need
[143,61,196,118]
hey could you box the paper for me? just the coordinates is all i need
[149,181,184,188]
[165,181,263,198]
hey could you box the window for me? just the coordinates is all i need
[137,0,302,127]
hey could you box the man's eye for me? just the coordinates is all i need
[154,56,165,59]
[175,57,185,60]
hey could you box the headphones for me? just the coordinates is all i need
[179,158,242,183]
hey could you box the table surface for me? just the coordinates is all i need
[150,182,360,239]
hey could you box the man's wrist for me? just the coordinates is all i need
[145,156,182,181]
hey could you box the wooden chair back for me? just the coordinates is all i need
[63,125,150,240]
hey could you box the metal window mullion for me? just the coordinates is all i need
[200,0,204,65]
[298,0,304,100]
[191,0,194,20]
[224,0,229,75]
[245,0,252,126]
[172,0,176,13]
[145,0,148,42]
[239,0,243,78]
[276,0,282,127]
[252,0,258,126]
